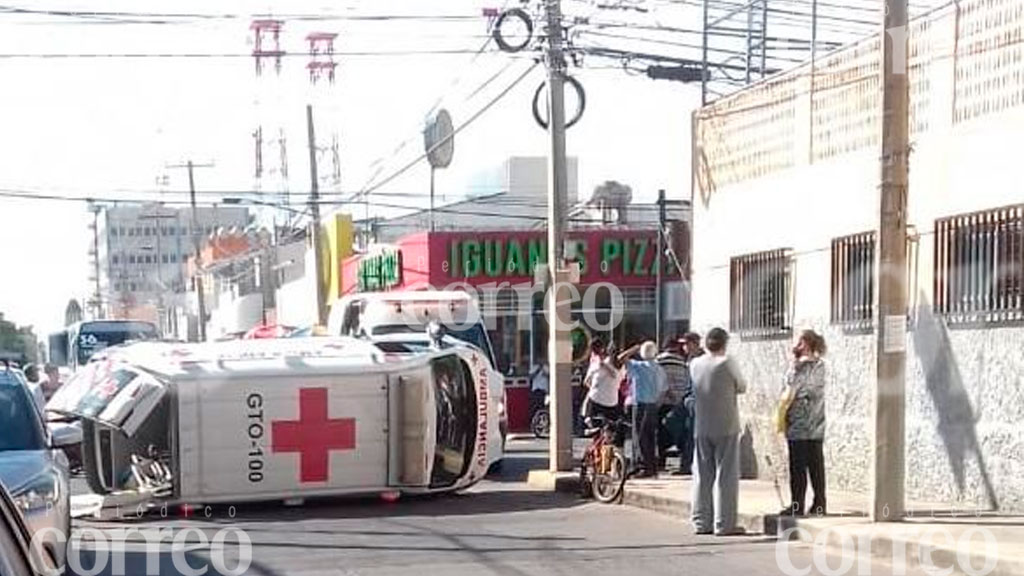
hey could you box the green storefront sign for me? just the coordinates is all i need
[446,235,665,281]
[358,249,403,291]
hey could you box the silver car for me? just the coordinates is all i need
[0,369,76,571]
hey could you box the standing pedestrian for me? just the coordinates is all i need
[690,328,747,536]
[682,332,705,360]
[656,338,690,473]
[618,341,667,478]
[529,360,549,419]
[779,329,828,517]
[582,340,622,422]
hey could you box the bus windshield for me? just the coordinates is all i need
[75,321,158,367]
[429,355,477,489]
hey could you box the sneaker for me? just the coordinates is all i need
[715,527,747,536]
[671,469,692,476]
[779,507,804,517]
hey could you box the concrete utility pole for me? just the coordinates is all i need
[168,160,214,342]
[89,203,104,319]
[872,0,910,522]
[543,0,574,473]
[307,104,328,327]
[655,189,666,344]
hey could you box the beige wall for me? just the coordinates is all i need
[691,0,1024,512]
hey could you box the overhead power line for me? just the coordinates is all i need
[0,49,522,59]
[0,5,485,23]
[357,60,541,200]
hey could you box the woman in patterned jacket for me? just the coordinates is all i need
[781,329,828,516]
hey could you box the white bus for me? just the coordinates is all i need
[48,320,159,372]
[48,336,498,513]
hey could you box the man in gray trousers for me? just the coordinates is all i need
[689,327,747,535]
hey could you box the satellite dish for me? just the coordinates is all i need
[424,109,455,169]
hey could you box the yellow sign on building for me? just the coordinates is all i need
[320,213,354,302]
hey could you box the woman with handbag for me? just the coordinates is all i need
[778,329,828,517]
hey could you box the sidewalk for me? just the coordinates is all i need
[621,476,1024,576]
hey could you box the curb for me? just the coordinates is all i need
[621,486,779,535]
[619,489,1022,576]
[795,520,1024,576]
[525,470,580,493]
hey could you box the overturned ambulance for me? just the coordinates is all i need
[48,337,501,513]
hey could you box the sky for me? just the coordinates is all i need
[0,0,721,335]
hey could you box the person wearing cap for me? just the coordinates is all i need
[658,337,694,475]
[617,340,668,478]
[690,327,747,536]
[682,332,705,360]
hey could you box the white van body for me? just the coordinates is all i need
[49,337,495,514]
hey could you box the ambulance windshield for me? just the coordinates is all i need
[429,355,477,488]
[373,323,496,369]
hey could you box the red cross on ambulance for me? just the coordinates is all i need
[270,388,357,483]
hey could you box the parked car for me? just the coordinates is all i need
[0,368,76,572]
[0,479,52,576]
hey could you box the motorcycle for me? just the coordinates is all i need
[531,394,550,439]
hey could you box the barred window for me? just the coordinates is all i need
[831,232,876,328]
[729,248,792,336]
[934,205,1023,324]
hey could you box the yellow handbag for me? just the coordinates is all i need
[773,386,796,435]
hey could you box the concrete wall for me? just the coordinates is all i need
[274,244,318,328]
[208,292,263,339]
[692,0,1024,512]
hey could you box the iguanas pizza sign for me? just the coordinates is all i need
[432,230,664,287]
[344,230,666,294]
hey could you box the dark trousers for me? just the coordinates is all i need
[635,403,660,474]
[788,439,826,515]
[530,389,546,417]
[676,411,695,473]
[656,405,673,468]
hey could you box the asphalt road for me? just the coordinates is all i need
[65,439,912,576]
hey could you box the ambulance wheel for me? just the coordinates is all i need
[80,420,111,495]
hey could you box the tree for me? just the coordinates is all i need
[65,299,84,326]
[0,312,37,364]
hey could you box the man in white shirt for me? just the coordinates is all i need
[529,361,549,418]
[582,341,621,422]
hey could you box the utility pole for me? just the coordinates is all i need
[89,203,104,319]
[168,160,214,342]
[543,0,573,473]
[873,0,909,522]
[307,104,328,327]
[655,189,667,344]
